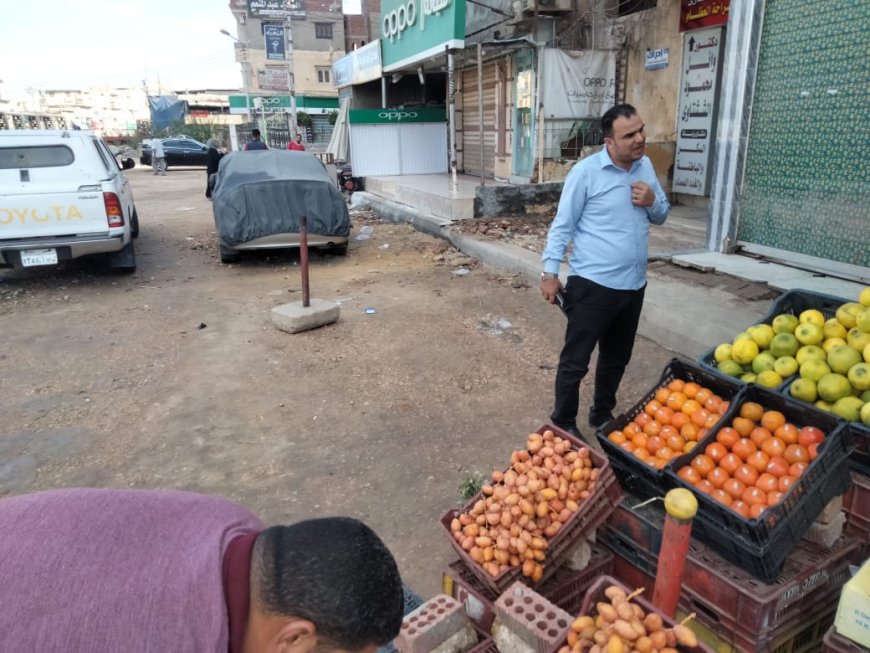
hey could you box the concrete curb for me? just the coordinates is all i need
[352,191,772,359]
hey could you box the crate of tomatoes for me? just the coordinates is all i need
[441,424,621,594]
[665,384,853,582]
[596,358,743,500]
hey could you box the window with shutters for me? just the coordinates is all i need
[315,23,333,39]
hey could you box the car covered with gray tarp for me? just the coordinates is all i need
[211,150,350,263]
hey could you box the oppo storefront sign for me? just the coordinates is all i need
[349,108,448,176]
[380,0,465,72]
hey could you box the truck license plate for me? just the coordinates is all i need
[20,248,58,267]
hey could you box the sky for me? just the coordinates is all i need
[0,0,257,97]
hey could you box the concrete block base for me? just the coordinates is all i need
[271,299,339,334]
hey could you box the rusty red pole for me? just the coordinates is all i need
[299,215,310,308]
[652,489,698,618]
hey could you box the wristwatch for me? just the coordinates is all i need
[541,272,558,280]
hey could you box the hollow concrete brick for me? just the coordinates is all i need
[493,581,572,653]
[395,594,470,653]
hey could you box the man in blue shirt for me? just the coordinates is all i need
[540,104,670,437]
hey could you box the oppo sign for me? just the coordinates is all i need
[382,0,451,41]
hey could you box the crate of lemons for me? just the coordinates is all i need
[711,286,870,426]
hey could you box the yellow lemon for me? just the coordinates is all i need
[799,309,825,328]
[732,338,759,365]
[824,318,848,341]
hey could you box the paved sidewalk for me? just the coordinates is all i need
[351,191,865,359]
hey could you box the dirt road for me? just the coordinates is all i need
[0,166,677,596]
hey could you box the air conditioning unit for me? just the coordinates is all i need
[525,0,571,14]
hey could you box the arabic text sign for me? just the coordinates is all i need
[380,0,465,72]
[263,24,286,61]
[248,0,291,16]
[260,68,290,91]
[680,0,730,32]
[673,26,723,195]
[645,48,669,71]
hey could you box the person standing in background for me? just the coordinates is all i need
[287,133,305,151]
[539,104,670,439]
[151,138,166,175]
[205,138,222,198]
[244,129,269,151]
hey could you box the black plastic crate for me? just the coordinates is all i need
[698,288,849,389]
[595,357,744,500]
[664,385,852,582]
[848,422,870,475]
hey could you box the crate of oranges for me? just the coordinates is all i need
[597,358,743,500]
[665,384,853,582]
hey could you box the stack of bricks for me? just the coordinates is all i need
[491,582,572,653]
[805,496,846,548]
[395,594,478,653]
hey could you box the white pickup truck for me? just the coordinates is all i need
[0,129,139,272]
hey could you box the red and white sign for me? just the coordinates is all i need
[680,0,730,32]
[259,68,290,91]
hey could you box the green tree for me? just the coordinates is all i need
[327,110,339,125]
[167,117,218,143]
[295,111,313,128]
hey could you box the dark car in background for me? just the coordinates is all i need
[140,136,209,168]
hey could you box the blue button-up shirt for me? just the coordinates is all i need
[541,147,670,290]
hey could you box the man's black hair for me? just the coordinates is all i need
[251,517,404,650]
[601,104,638,138]
[252,129,262,138]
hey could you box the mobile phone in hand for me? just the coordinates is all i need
[555,289,567,316]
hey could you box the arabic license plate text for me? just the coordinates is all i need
[21,248,58,267]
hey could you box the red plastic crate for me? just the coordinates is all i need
[467,621,498,653]
[600,494,864,636]
[440,423,622,594]
[547,575,715,653]
[842,471,870,544]
[823,625,868,653]
[446,544,615,631]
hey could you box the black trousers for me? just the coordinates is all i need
[551,275,646,430]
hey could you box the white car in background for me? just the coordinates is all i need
[0,129,139,272]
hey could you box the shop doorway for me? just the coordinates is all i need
[512,50,536,181]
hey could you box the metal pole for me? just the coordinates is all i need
[447,48,458,193]
[299,215,310,308]
[242,57,252,123]
[477,43,485,186]
[536,45,545,183]
[381,76,388,108]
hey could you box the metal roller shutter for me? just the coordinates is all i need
[460,63,497,178]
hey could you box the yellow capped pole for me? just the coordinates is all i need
[652,489,698,617]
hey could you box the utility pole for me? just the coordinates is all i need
[285,16,298,137]
[221,29,252,122]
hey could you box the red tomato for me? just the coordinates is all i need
[798,426,826,448]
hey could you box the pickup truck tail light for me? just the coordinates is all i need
[103,192,125,228]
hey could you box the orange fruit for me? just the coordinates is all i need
[691,409,710,428]
[655,387,670,403]
[732,438,759,462]
[609,430,627,444]
[765,456,790,478]
[761,410,786,433]
[761,437,787,458]
[708,467,730,489]
[705,413,722,429]
[742,486,768,506]
[723,478,746,500]
[646,400,663,416]
[740,402,764,422]
[660,425,679,440]
[643,420,663,438]
[678,466,702,485]
[635,412,652,428]
[698,427,710,440]
[655,407,675,426]
[749,427,773,446]
[667,434,687,453]
[775,423,800,445]
[750,503,766,519]
[645,435,664,455]
[767,490,784,506]
[784,444,810,466]
[720,453,743,475]
[691,455,716,479]
[705,395,722,413]
[634,447,650,461]
[705,442,728,464]
[696,479,715,495]
[731,500,751,519]
[620,441,636,453]
[668,379,686,393]
[695,388,712,404]
[778,475,797,493]
[716,427,740,449]
[684,441,698,453]
[681,423,700,442]
[747,450,771,473]
[656,448,675,463]
[789,462,808,477]
[733,417,755,437]
[681,399,702,416]
[712,488,734,507]
[671,412,690,430]
[683,382,701,399]
[624,422,641,436]
[734,464,760,486]
[755,472,779,493]
[717,400,731,416]
[632,433,648,450]
[667,392,688,412]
